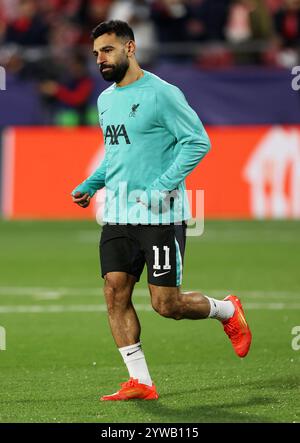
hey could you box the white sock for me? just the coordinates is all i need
[205,296,235,321]
[118,342,152,387]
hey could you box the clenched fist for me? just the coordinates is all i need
[72,192,91,208]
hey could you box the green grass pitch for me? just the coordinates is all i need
[0,220,299,423]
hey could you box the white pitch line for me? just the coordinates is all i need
[0,287,299,299]
[190,231,300,243]
[0,304,151,313]
[206,290,300,299]
[0,303,299,314]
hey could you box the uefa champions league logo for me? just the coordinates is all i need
[0,66,6,91]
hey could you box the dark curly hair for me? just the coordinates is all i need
[91,20,135,42]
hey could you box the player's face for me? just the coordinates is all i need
[93,33,130,83]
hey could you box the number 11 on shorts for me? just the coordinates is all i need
[153,246,171,270]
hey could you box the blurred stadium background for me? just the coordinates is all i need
[0,0,300,423]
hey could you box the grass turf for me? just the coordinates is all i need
[0,220,299,423]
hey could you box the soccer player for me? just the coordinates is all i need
[72,20,252,401]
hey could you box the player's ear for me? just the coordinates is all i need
[126,40,136,57]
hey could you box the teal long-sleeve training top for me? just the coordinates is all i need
[72,70,211,224]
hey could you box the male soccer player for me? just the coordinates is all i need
[72,20,252,401]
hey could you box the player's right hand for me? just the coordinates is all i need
[72,192,91,208]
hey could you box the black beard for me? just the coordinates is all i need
[100,59,129,83]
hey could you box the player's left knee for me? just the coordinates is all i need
[152,299,181,320]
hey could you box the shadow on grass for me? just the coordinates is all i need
[162,374,300,398]
[134,395,276,423]
[132,375,300,423]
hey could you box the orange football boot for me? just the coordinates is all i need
[100,377,159,401]
[222,295,252,358]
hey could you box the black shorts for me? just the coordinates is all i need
[100,223,187,287]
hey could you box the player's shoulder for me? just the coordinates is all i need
[145,70,184,100]
[145,71,180,91]
[99,83,115,97]
[97,84,115,107]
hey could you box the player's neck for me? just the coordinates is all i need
[116,63,144,88]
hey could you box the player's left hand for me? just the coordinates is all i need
[72,192,91,208]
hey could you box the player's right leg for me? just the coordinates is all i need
[101,271,158,401]
[103,271,140,348]
[99,224,158,401]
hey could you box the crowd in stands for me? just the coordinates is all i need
[0,0,299,124]
[0,0,299,62]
